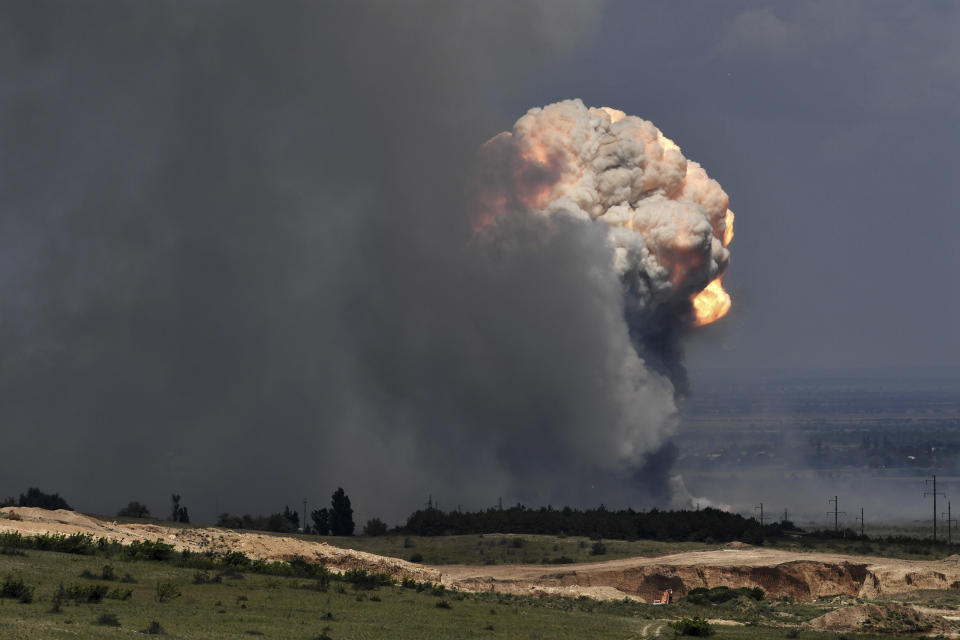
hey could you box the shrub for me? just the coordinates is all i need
[126,539,174,562]
[143,621,165,635]
[27,532,97,555]
[193,571,222,585]
[590,541,607,555]
[0,575,34,603]
[288,556,329,579]
[220,551,252,568]
[547,556,574,564]
[343,569,394,590]
[96,612,121,627]
[510,537,525,549]
[63,583,109,603]
[408,552,424,563]
[155,582,181,603]
[685,586,764,605]
[436,599,452,609]
[106,587,133,600]
[671,617,713,636]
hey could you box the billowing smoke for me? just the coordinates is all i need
[475,100,737,504]
[0,3,734,523]
[478,100,735,393]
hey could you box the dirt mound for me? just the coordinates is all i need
[0,507,440,583]
[806,603,941,634]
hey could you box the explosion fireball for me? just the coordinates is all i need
[478,100,734,328]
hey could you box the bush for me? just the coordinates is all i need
[590,541,607,555]
[194,571,222,585]
[155,581,181,603]
[436,599,452,609]
[220,551,252,568]
[106,587,133,600]
[96,612,121,627]
[685,586,764,605]
[671,617,713,636]
[408,552,424,563]
[0,575,34,603]
[143,621,165,635]
[63,583,109,603]
[343,569,394,590]
[547,556,574,564]
[126,539,174,562]
[28,532,97,555]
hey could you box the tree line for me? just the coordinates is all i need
[0,486,806,543]
[401,503,792,543]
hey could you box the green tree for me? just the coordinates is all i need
[363,517,388,536]
[169,494,189,523]
[18,487,72,511]
[311,508,330,535]
[117,501,151,518]
[282,505,299,530]
[330,487,354,536]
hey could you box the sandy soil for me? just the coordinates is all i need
[5,507,960,605]
[0,507,441,583]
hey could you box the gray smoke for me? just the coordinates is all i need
[0,1,725,524]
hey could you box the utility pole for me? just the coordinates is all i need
[925,475,945,543]
[754,503,767,525]
[827,496,846,531]
[783,508,789,523]
[303,499,308,533]
[943,502,957,546]
[855,507,864,538]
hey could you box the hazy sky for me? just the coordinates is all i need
[2,1,958,523]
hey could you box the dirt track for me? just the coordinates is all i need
[5,507,960,603]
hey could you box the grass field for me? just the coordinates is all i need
[314,533,719,566]
[0,546,929,639]
[311,531,960,565]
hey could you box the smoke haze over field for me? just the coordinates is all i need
[4,1,960,526]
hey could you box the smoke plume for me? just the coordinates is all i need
[0,2,733,523]
[474,99,736,503]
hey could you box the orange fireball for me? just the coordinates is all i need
[691,209,734,327]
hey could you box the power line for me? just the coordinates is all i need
[924,475,946,543]
[754,503,767,525]
[943,501,957,546]
[827,496,846,531]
